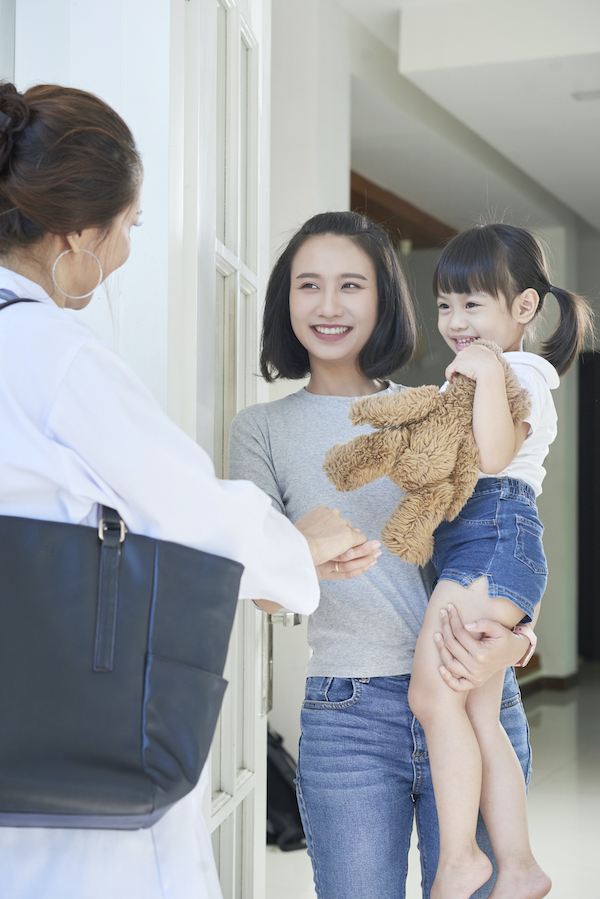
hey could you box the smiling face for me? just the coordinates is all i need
[437,290,526,355]
[289,234,379,373]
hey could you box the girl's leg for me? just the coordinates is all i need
[409,580,501,899]
[466,673,551,899]
[414,671,534,899]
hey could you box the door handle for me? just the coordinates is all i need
[269,611,302,627]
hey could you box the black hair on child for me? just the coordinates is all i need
[433,223,593,375]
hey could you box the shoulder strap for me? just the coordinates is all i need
[0,288,39,310]
[0,298,39,311]
[0,288,40,311]
[94,507,128,673]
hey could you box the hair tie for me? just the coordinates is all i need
[548,284,555,294]
[0,110,14,133]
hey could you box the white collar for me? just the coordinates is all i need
[503,351,560,390]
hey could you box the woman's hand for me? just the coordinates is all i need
[434,603,531,692]
[317,539,382,581]
[295,505,369,569]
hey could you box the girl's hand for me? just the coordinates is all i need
[434,603,531,691]
[295,505,368,568]
[317,539,382,581]
[445,344,503,384]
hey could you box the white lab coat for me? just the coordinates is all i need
[0,267,320,899]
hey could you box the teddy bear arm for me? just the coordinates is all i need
[323,430,399,492]
[349,386,441,429]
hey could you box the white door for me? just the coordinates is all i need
[212,3,270,896]
[170,1,272,896]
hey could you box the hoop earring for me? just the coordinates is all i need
[51,248,104,300]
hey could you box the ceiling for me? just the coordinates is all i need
[337,0,600,234]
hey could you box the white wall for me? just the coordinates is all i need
[12,0,172,409]
[270,0,350,257]
[399,0,600,72]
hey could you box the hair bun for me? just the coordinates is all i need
[0,82,30,172]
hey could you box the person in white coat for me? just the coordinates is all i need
[0,82,375,899]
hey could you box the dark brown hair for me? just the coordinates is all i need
[433,223,594,376]
[260,211,418,381]
[0,81,142,251]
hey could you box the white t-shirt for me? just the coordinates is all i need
[483,351,559,496]
[0,266,319,899]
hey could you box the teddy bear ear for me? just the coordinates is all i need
[472,338,503,358]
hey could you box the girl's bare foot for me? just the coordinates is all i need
[431,845,493,899]
[489,862,551,899]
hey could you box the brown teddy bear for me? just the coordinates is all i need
[323,340,532,567]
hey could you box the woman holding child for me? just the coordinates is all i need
[229,211,538,899]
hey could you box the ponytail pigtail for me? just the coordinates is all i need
[539,285,594,376]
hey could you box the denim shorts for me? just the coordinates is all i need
[432,477,547,622]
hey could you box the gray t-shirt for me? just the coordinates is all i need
[228,385,432,677]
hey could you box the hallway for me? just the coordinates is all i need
[266,663,600,899]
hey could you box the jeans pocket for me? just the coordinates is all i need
[456,490,498,524]
[302,677,361,709]
[514,515,547,575]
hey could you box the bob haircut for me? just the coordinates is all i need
[260,211,418,382]
[433,223,593,376]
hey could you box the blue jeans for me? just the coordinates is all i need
[296,670,531,899]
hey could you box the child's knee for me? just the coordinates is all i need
[409,664,466,728]
[408,674,439,726]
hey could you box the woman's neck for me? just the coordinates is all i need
[305,360,385,397]
[1,242,65,307]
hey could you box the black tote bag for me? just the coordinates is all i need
[0,507,242,830]
[0,295,242,829]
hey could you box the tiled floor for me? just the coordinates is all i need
[266,662,600,899]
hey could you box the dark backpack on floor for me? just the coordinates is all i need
[267,727,306,851]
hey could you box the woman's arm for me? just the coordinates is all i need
[445,345,528,473]
[47,343,332,614]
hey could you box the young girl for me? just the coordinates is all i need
[407,223,593,899]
